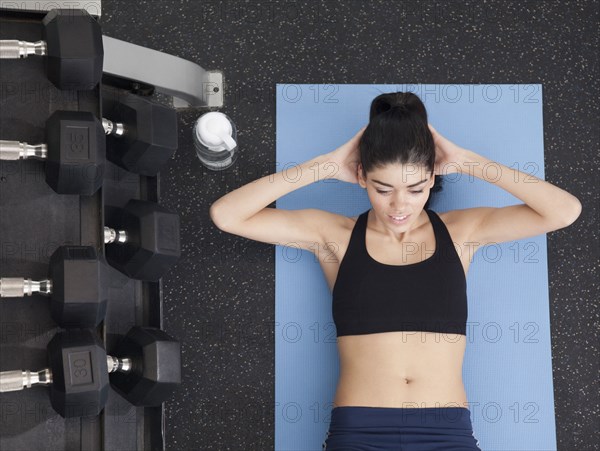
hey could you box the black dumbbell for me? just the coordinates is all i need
[0,246,107,328]
[0,9,103,90]
[0,96,177,194]
[0,111,105,195]
[102,91,178,175]
[105,199,181,281]
[0,327,181,418]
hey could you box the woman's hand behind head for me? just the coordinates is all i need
[429,124,469,175]
[326,126,367,184]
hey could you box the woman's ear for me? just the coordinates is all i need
[428,170,435,188]
[357,163,366,188]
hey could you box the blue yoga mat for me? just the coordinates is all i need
[274,84,555,450]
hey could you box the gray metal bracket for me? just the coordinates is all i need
[102,35,223,109]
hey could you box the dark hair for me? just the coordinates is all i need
[359,91,443,210]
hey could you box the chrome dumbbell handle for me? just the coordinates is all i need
[0,40,47,58]
[102,118,125,137]
[0,278,53,297]
[104,227,128,244]
[0,140,47,160]
[0,369,52,392]
[107,356,132,373]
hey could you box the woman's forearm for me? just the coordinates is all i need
[458,149,582,224]
[210,153,338,230]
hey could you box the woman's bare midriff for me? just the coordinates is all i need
[317,209,475,409]
[334,331,468,408]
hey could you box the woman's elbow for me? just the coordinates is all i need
[564,197,583,226]
[209,204,226,230]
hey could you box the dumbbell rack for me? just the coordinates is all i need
[0,11,166,451]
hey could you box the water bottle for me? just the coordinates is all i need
[193,112,238,170]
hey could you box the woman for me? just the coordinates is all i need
[210,92,582,450]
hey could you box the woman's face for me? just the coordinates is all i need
[358,162,435,232]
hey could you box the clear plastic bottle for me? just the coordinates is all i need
[192,112,238,171]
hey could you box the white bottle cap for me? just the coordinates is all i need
[195,112,237,151]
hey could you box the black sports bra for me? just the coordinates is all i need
[332,208,468,337]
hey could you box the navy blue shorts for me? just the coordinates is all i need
[322,406,482,450]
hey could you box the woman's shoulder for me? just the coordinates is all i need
[434,207,485,226]
[317,211,361,246]
[433,208,452,224]
[431,208,469,230]
[433,207,489,246]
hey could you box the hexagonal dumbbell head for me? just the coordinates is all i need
[104,93,178,176]
[42,9,104,90]
[48,246,108,328]
[47,329,110,418]
[109,327,181,406]
[45,111,106,195]
[105,200,181,281]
